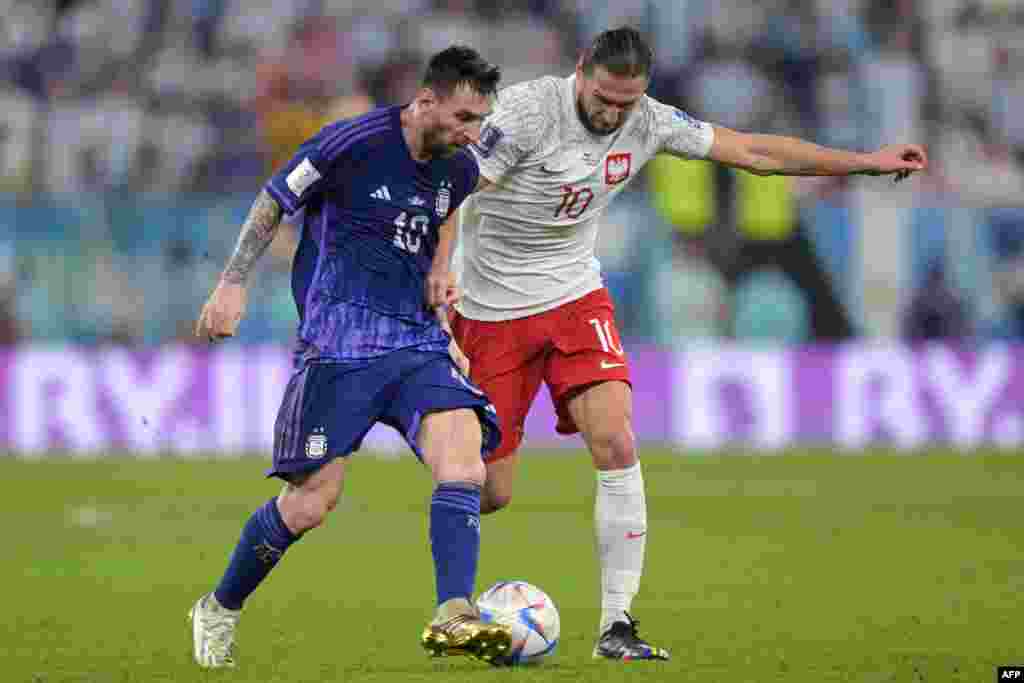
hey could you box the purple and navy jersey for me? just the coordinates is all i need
[265,106,479,362]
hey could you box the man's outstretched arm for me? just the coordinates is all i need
[195,190,284,340]
[707,125,928,181]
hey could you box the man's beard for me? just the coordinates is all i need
[422,129,458,158]
[576,96,617,136]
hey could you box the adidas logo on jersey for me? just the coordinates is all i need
[370,186,392,201]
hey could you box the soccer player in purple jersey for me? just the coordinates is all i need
[189,46,510,668]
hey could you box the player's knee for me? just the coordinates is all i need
[481,488,512,514]
[589,421,637,470]
[279,491,336,533]
[481,469,514,514]
[292,497,332,532]
[432,455,486,488]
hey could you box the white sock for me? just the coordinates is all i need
[595,462,646,635]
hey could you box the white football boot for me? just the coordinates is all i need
[189,593,241,668]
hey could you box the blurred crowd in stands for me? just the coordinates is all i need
[1,0,1024,347]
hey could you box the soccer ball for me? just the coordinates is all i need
[476,580,560,665]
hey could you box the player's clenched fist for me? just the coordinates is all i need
[861,143,928,183]
[195,281,247,341]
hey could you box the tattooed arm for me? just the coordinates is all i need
[195,190,283,340]
[221,189,284,285]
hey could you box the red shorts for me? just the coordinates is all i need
[450,288,630,461]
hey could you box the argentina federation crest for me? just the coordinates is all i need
[436,180,452,218]
[305,428,327,458]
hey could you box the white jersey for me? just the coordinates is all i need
[455,74,715,321]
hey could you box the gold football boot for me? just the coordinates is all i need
[420,598,512,665]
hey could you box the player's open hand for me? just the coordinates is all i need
[863,144,928,183]
[195,280,247,342]
[426,268,461,309]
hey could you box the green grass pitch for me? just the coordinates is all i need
[4,449,1022,682]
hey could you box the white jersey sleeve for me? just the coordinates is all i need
[646,97,715,160]
[472,77,560,184]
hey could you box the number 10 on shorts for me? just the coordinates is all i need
[589,317,623,355]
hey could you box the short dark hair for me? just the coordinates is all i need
[422,45,501,99]
[581,27,653,78]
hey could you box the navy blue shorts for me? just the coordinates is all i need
[269,348,500,479]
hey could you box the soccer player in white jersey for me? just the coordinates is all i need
[426,27,927,661]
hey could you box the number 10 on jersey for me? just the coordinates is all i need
[393,211,429,253]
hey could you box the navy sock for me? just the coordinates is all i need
[430,482,482,606]
[213,497,298,610]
